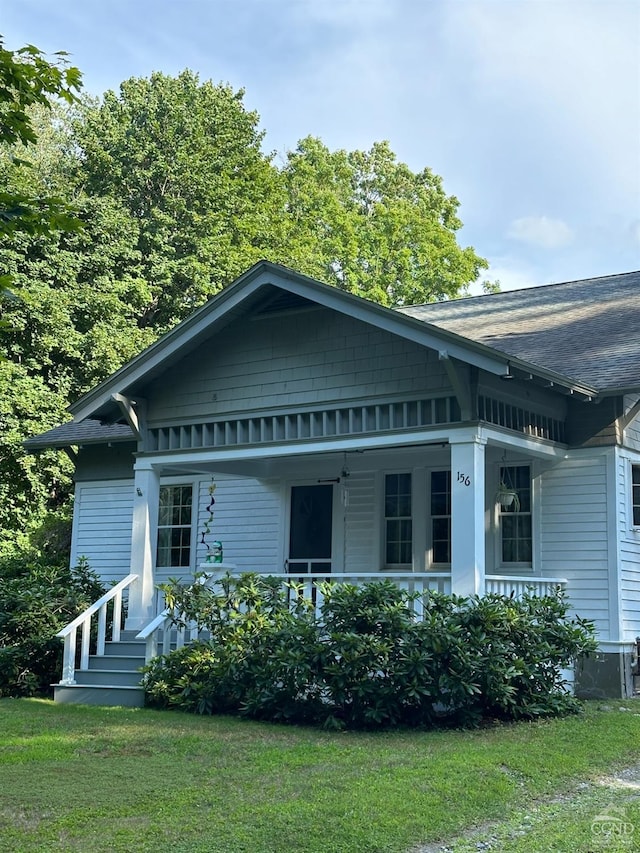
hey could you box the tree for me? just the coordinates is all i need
[74,71,287,329]
[282,137,488,306]
[0,36,82,251]
[0,66,492,555]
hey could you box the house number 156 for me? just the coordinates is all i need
[457,472,471,486]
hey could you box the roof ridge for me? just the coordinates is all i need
[401,269,640,310]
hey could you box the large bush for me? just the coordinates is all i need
[0,555,105,697]
[142,574,597,729]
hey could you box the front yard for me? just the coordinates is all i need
[0,699,638,852]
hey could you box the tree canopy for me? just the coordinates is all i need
[0,57,491,555]
[282,136,487,306]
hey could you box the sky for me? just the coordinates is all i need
[3,0,640,294]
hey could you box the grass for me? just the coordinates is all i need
[0,699,638,852]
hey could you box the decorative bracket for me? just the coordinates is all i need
[111,393,145,442]
[439,351,473,421]
[619,397,640,432]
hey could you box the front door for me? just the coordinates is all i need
[288,484,333,574]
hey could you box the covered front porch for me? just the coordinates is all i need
[125,421,568,629]
[56,422,571,704]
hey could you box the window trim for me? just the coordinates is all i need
[494,462,534,570]
[383,471,413,568]
[156,478,197,572]
[428,468,452,568]
[631,462,640,530]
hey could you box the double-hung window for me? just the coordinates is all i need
[632,465,640,527]
[384,473,412,566]
[499,465,532,565]
[430,470,451,564]
[157,484,193,568]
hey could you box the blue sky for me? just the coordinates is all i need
[3,0,639,293]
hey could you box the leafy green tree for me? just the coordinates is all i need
[0,65,493,555]
[282,136,488,306]
[0,37,82,268]
[74,70,287,329]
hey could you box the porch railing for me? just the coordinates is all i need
[56,573,138,684]
[135,609,203,663]
[134,571,569,665]
[242,571,451,622]
[485,575,567,598]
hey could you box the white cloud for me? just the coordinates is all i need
[471,261,540,296]
[507,216,574,250]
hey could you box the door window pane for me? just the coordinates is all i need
[289,485,333,560]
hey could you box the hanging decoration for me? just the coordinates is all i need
[496,454,520,512]
[200,478,223,563]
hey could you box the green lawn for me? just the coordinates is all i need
[0,699,639,852]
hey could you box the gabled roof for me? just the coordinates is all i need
[400,270,640,393]
[29,264,640,450]
[69,261,544,424]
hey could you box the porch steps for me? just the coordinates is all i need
[53,630,147,708]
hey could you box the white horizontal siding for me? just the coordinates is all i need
[617,449,640,637]
[71,480,134,585]
[195,474,281,573]
[540,454,610,636]
[147,310,450,422]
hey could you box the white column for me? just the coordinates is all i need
[125,462,160,630]
[450,434,487,597]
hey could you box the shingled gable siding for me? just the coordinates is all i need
[539,452,610,637]
[70,480,134,585]
[617,449,640,637]
[194,475,281,574]
[623,394,640,453]
[144,309,450,424]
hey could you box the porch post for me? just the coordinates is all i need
[125,461,160,630]
[450,433,487,597]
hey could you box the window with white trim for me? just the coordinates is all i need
[156,484,193,568]
[384,473,412,566]
[632,465,640,527]
[499,465,532,564]
[430,470,451,565]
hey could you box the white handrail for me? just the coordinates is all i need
[56,574,138,638]
[56,573,138,685]
[135,608,171,640]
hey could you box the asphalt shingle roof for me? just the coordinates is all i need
[398,271,640,393]
[24,419,134,450]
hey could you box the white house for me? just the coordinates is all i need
[27,262,640,704]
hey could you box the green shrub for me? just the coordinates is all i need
[0,555,105,697]
[142,574,597,729]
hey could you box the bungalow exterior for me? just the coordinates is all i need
[27,263,640,704]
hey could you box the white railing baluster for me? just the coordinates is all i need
[56,573,138,685]
[80,617,91,670]
[485,575,567,599]
[97,603,107,656]
[60,633,76,685]
[112,588,122,642]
